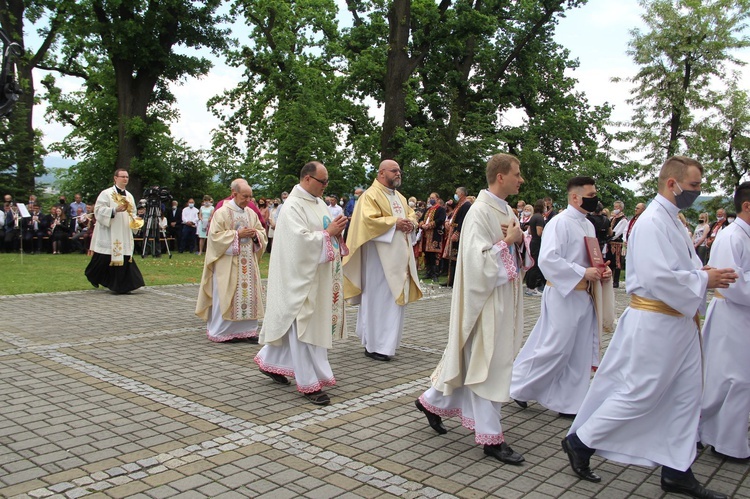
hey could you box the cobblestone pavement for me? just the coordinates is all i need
[1,282,748,499]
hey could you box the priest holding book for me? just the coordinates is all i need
[510,176,610,418]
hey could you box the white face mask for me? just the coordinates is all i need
[188,203,194,208]
[612,209,621,216]
[524,210,532,217]
[408,201,416,208]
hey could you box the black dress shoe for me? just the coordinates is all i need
[484,443,525,465]
[711,446,750,462]
[248,336,259,344]
[415,399,447,434]
[661,475,727,499]
[364,349,391,361]
[558,412,576,419]
[304,390,330,406]
[514,399,528,409]
[561,437,601,483]
[259,368,291,385]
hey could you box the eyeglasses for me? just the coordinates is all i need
[310,176,329,185]
[386,169,402,174]
[116,175,129,178]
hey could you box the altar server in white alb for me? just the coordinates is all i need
[510,176,610,418]
[195,180,266,343]
[699,181,750,461]
[255,162,348,406]
[415,153,530,464]
[343,160,422,362]
[85,169,145,294]
[563,156,737,499]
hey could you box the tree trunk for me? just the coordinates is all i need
[2,0,35,195]
[113,60,158,199]
[381,0,413,163]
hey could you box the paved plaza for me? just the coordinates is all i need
[0,282,748,498]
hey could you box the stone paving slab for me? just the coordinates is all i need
[0,282,748,498]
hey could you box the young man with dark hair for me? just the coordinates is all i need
[511,176,610,418]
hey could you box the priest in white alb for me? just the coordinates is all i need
[255,162,348,406]
[510,176,610,418]
[563,156,737,499]
[699,181,750,461]
[343,160,422,362]
[416,153,530,464]
[85,169,145,294]
[195,180,266,343]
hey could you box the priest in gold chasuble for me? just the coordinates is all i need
[343,160,422,362]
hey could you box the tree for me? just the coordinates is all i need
[209,0,373,200]
[341,0,634,202]
[690,78,750,195]
[0,0,73,195]
[45,0,230,197]
[618,0,750,175]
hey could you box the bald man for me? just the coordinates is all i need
[343,160,422,361]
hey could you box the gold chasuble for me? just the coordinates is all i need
[195,202,266,323]
[260,186,348,349]
[343,179,422,306]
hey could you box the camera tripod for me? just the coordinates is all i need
[140,202,172,259]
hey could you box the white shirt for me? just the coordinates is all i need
[182,206,199,225]
[328,204,344,218]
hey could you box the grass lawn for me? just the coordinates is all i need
[0,251,271,295]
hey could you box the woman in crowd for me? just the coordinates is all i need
[197,195,214,256]
[677,212,692,238]
[48,206,71,254]
[692,212,710,265]
[257,198,270,229]
[524,199,546,296]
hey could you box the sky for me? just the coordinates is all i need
[37,0,750,173]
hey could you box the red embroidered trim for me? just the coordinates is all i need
[254,355,295,377]
[322,231,335,262]
[296,377,336,394]
[495,241,518,281]
[418,395,504,445]
[231,232,240,255]
[475,433,505,445]
[253,356,336,393]
[207,329,258,342]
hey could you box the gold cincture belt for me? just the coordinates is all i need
[630,294,701,330]
[630,294,682,317]
[714,291,725,299]
[546,280,589,291]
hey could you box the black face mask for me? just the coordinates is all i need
[673,184,701,210]
[580,195,599,213]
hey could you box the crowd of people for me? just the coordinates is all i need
[193,155,747,499]
[3,156,748,499]
[1,193,94,254]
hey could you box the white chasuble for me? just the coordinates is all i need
[260,185,348,349]
[700,217,750,459]
[429,190,525,403]
[90,186,137,264]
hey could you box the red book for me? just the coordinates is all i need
[585,236,607,270]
